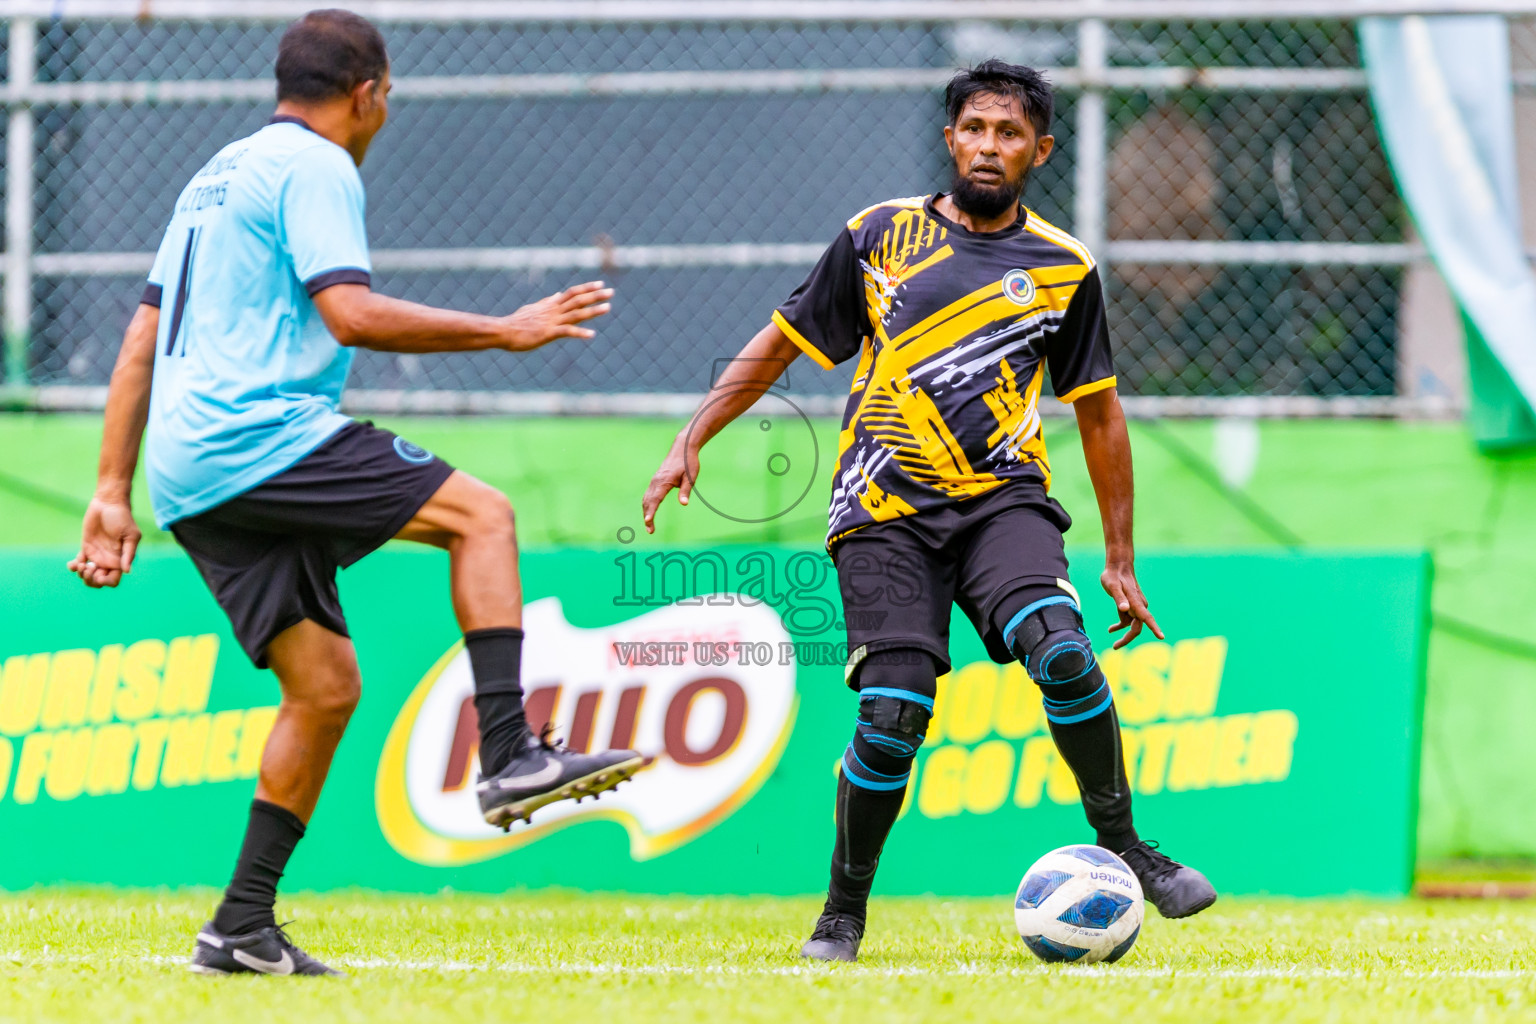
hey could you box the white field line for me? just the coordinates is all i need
[4,952,1536,980]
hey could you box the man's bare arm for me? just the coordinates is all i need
[69,303,158,589]
[311,281,612,354]
[1075,387,1164,648]
[642,322,803,533]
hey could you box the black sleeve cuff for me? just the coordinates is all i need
[304,268,371,297]
[141,283,163,307]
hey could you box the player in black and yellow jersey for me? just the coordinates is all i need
[643,60,1216,962]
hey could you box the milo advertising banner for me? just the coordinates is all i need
[0,547,1428,896]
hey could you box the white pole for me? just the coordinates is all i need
[4,14,35,387]
[1074,15,1109,283]
[4,1,1536,23]
[14,65,1385,106]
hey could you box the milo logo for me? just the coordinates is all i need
[375,597,796,865]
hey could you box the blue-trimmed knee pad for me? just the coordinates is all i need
[843,695,932,792]
[1003,598,1113,724]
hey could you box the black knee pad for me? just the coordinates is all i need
[843,648,935,791]
[844,695,932,791]
[1004,597,1099,697]
[1003,597,1114,724]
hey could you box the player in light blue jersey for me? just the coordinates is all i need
[140,104,374,526]
[69,10,645,976]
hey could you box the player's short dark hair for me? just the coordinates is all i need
[275,9,389,103]
[944,59,1053,138]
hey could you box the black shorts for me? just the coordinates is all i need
[831,481,1078,683]
[170,421,456,668]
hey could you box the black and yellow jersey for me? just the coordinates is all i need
[773,193,1115,548]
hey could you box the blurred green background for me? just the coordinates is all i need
[4,412,1534,866]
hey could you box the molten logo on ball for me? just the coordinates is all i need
[375,597,797,865]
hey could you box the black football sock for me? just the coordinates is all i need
[825,649,934,916]
[827,771,907,915]
[466,627,530,776]
[1047,700,1139,853]
[212,799,306,936]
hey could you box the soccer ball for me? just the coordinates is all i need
[1014,844,1144,964]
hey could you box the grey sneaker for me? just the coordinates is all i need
[799,907,865,962]
[1119,840,1218,919]
[477,730,645,829]
[189,922,342,977]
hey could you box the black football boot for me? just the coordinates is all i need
[1119,840,1218,918]
[799,905,866,963]
[478,730,645,829]
[190,922,342,977]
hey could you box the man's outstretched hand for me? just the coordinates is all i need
[68,497,141,589]
[642,440,700,534]
[501,281,613,351]
[1101,560,1164,649]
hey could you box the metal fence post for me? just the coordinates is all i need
[1074,15,1109,284]
[4,15,36,389]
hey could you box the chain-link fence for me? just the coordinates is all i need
[1,1,1533,414]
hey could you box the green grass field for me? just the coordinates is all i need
[3,891,1535,1023]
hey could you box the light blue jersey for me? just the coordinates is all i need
[142,117,370,528]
